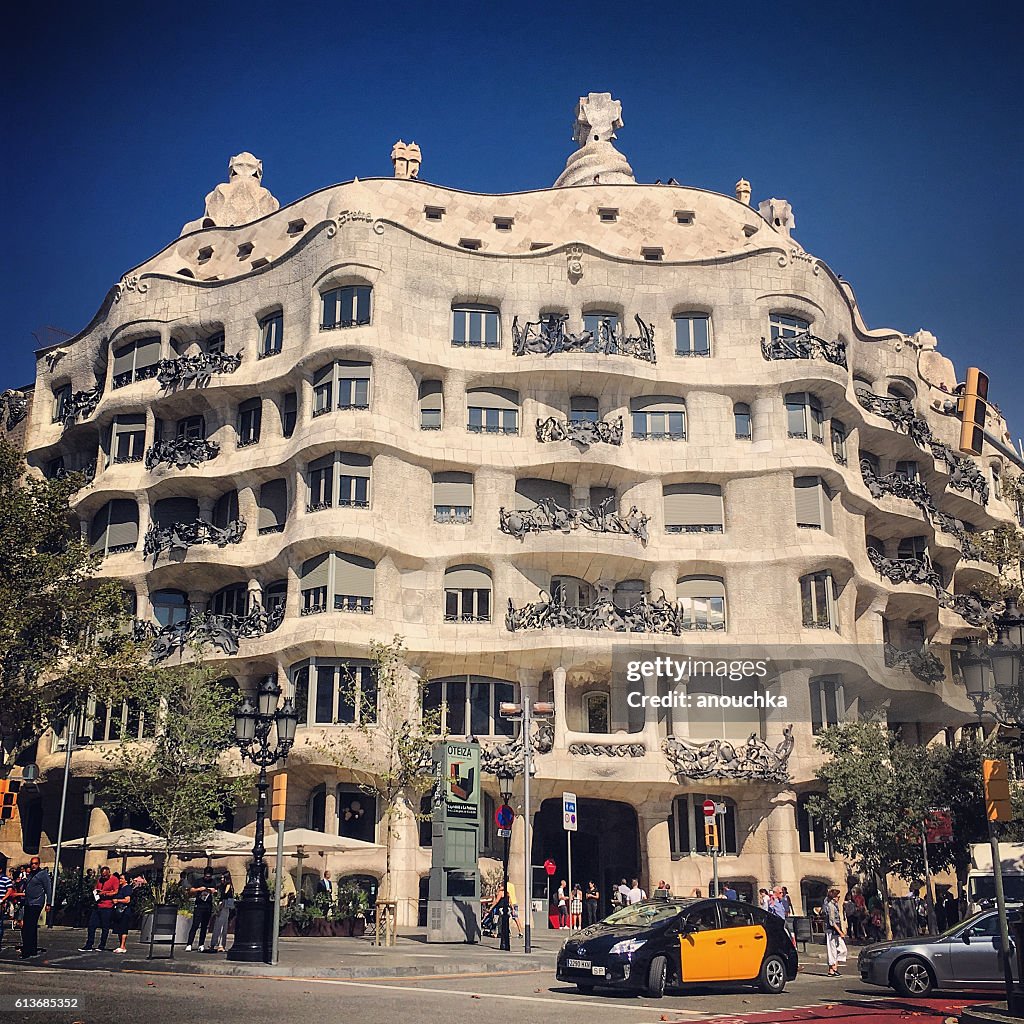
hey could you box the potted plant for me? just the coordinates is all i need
[351,888,370,938]
[278,902,303,937]
[306,904,332,937]
[335,881,367,937]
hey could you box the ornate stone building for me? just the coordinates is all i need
[5,93,1023,923]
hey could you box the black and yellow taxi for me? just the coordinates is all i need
[556,897,798,998]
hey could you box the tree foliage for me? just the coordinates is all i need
[0,438,147,773]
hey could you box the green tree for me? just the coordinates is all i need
[0,438,145,775]
[319,636,440,940]
[99,655,249,901]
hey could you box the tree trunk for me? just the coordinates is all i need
[877,871,893,941]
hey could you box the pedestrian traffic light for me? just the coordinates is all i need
[0,778,21,824]
[958,367,989,457]
[271,773,288,825]
[704,819,719,851]
[984,759,1013,822]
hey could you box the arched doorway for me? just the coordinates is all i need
[531,798,640,924]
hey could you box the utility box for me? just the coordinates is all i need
[426,740,482,943]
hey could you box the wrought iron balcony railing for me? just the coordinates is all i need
[156,350,242,390]
[143,517,246,560]
[506,589,683,634]
[512,313,656,363]
[499,498,649,544]
[761,331,848,368]
[1,389,28,430]
[867,546,943,590]
[137,603,284,663]
[434,508,472,524]
[860,459,936,515]
[55,383,103,427]
[144,436,220,471]
[884,642,945,684]
[320,316,371,331]
[537,415,623,447]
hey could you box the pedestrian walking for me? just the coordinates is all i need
[824,886,847,977]
[769,886,788,920]
[616,878,630,907]
[506,880,523,938]
[19,856,53,959]
[627,878,646,904]
[758,887,770,912]
[584,881,600,926]
[186,868,217,951]
[570,885,583,930]
[211,875,236,952]
[79,865,118,952]
[0,864,13,952]
[111,873,133,954]
[556,879,568,929]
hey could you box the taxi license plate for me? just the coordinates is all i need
[590,966,606,976]
[567,958,591,970]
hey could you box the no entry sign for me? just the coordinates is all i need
[703,799,716,818]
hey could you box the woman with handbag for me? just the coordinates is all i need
[111,873,133,954]
[824,886,847,977]
[210,875,235,953]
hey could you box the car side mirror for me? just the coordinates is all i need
[962,933,971,944]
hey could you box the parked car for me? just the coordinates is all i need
[858,908,1021,996]
[555,897,798,998]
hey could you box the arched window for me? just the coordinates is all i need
[321,285,372,329]
[784,392,824,443]
[300,552,375,615]
[466,387,519,435]
[443,564,492,622]
[830,419,848,465]
[800,571,839,630]
[89,499,139,556]
[422,676,517,737]
[677,576,726,631]
[612,579,645,609]
[258,311,283,358]
[734,403,751,440]
[769,313,810,340]
[452,305,500,348]
[674,313,711,357]
[213,489,240,529]
[264,580,287,614]
[664,483,724,533]
[151,588,188,628]
[210,583,248,618]
[583,691,610,733]
[308,785,326,831]
[669,794,738,855]
[551,575,595,608]
[419,380,443,430]
[112,336,161,388]
[569,396,599,423]
[280,391,297,437]
[796,795,829,854]
[338,789,377,842]
[631,396,686,440]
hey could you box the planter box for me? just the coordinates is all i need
[279,922,299,937]
[334,919,353,936]
[308,919,332,937]
[351,918,366,937]
[140,910,191,945]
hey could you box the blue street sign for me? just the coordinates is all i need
[495,803,515,829]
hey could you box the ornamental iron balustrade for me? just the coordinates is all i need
[335,595,373,613]
[58,383,103,426]
[867,546,943,590]
[663,726,795,783]
[761,331,848,368]
[934,511,988,562]
[633,429,686,441]
[156,350,242,390]
[512,313,656,363]
[506,588,683,634]
[666,524,723,534]
[856,389,989,502]
[938,590,998,628]
[443,612,491,623]
[320,317,371,331]
[476,720,555,777]
[434,508,472,524]
[536,415,623,447]
[144,436,220,471]
[467,423,519,435]
[884,642,946,684]
[568,741,646,757]
[112,364,160,389]
[860,458,936,516]
[138,604,285,663]
[143,517,246,560]
[499,497,649,544]
[1,389,29,430]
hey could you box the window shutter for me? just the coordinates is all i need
[106,500,139,549]
[334,553,375,597]
[313,364,334,386]
[419,379,443,402]
[514,478,571,510]
[794,476,823,528]
[444,564,491,589]
[153,497,200,528]
[630,395,685,414]
[821,482,834,533]
[676,576,726,601]
[663,483,723,527]
[433,472,473,506]
[112,343,135,377]
[309,454,334,473]
[337,452,371,477]
[467,387,518,410]
[258,478,288,531]
[301,553,331,589]
[337,360,372,379]
[114,413,145,433]
[570,396,598,415]
[135,336,162,369]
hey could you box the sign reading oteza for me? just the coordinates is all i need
[445,743,479,820]
[563,791,578,831]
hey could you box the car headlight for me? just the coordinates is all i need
[860,947,885,960]
[609,938,646,957]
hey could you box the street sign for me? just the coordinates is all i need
[702,799,716,818]
[495,804,515,829]
[562,792,578,832]
[497,828,512,838]
[544,859,557,876]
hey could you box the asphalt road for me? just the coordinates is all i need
[0,962,987,1024]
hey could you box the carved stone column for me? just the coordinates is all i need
[552,666,568,749]
[238,484,259,530]
[188,590,211,616]
[197,496,216,522]
[247,577,263,610]
[324,780,339,836]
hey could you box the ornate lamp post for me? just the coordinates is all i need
[497,767,515,952]
[82,781,95,878]
[227,677,298,963]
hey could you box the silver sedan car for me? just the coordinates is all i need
[858,908,1020,997]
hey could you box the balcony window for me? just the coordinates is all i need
[810,676,845,732]
[212,489,239,530]
[515,478,571,512]
[664,483,724,533]
[552,575,595,608]
[569,395,599,424]
[443,564,492,622]
[257,478,288,535]
[831,419,848,464]
[152,496,199,531]
[89,499,139,556]
[307,452,371,511]
[280,391,297,438]
[237,397,262,447]
[897,536,929,562]
[264,580,287,614]
[677,576,727,631]
[299,551,375,615]
[452,306,500,348]
[631,395,686,440]
[466,387,519,435]
[419,380,443,430]
[176,415,206,441]
[583,691,610,733]
[583,310,618,337]
[321,285,372,329]
[894,460,920,482]
[770,313,810,340]
[109,414,146,465]
[860,450,881,479]
[785,392,824,443]
[291,659,377,726]
[433,471,473,523]
[734,403,752,440]
[210,583,248,618]
[151,588,189,628]
[674,314,711,357]
[112,336,161,388]
[794,476,834,531]
[258,312,283,358]
[422,676,516,737]
[800,571,839,630]
[52,383,72,422]
[313,360,371,413]
[612,579,645,609]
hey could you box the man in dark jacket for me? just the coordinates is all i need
[20,856,53,959]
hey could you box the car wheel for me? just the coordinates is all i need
[892,957,934,997]
[576,984,595,994]
[757,953,787,994]
[646,955,668,998]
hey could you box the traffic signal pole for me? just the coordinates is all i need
[988,820,1014,1002]
[522,699,533,954]
[712,813,720,898]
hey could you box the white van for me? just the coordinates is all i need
[967,842,1024,912]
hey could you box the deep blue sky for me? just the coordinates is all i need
[3,1,1022,443]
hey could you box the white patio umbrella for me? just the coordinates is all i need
[55,828,162,853]
[278,828,380,855]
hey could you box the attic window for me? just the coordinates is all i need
[251,257,270,270]
[493,217,514,231]
[458,238,482,251]
[529,242,551,251]
[674,211,695,225]
[176,267,196,278]
[287,218,306,235]
[598,208,619,223]
[641,247,664,262]
[743,224,759,238]
[424,206,445,222]
[237,242,254,259]
[197,246,214,262]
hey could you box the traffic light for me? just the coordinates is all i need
[984,759,1013,822]
[958,367,989,456]
[704,819,719,851]
[0,778,22,824]
[271,773,288,825]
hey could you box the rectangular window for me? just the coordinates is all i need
[831,420,848,465]
[770,313,810,341]
[237,398,262,447]
[110,415,146,464]
[308,458,333,511]
[282,392,297,437]
[810,677,845,732]
[801,572,839,630]
[452,308,500,348]
[674,316,711,357]
[259,313,283,358]
[338,376,370,408]
[339,474,369,508]
[794,476,833,532]
[321,286,372,329]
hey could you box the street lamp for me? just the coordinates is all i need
[497,767,515,952]
[227,677,298,963]
[82,781,95,879]
[961,638,991,721]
